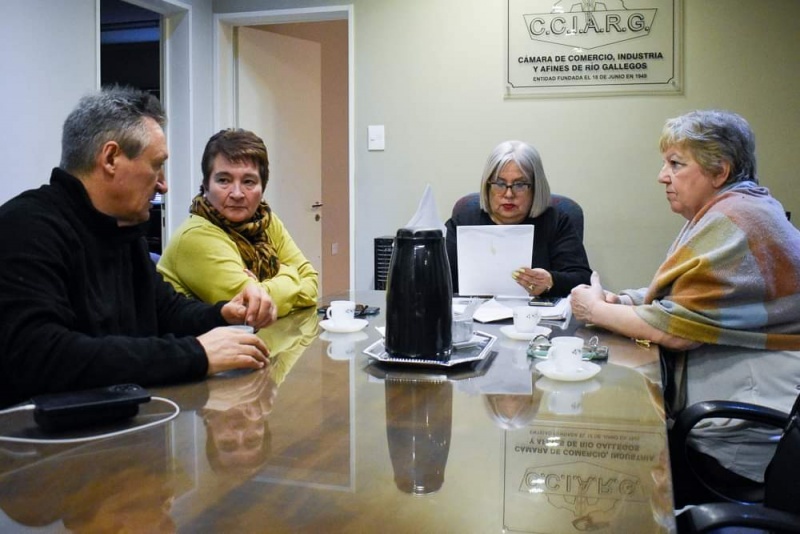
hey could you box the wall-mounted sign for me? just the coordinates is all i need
[506,0,682,97]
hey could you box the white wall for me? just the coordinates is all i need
[0,0,98,204]
[4,1,798,292]
[216,0,800,292]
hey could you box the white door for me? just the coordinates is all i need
[237,27,323,285]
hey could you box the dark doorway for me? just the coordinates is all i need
[100,0,164,254]
[101,0,160,96]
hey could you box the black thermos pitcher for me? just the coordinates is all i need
[385,228,453,360]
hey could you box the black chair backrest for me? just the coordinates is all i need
[551,194,584,241]
[450,192,584,241]
[764,393,800,513]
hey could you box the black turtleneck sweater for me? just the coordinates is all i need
[0,168,226,407]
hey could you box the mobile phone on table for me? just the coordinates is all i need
[528,296,561,307]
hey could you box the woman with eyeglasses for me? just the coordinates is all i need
[445,140,591,297]
[158,129,318,318]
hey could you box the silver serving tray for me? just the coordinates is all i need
[363,331,496,368]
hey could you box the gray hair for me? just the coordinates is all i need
[659,109,757,185]
[60,86,166,176]
[479,140,551,218]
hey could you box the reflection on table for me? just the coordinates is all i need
[0,429,185,533]
[0,291,674,533]
[386,380,452,495]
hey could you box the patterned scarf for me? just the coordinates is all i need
[190,194,280,280]
[635,182,800,351]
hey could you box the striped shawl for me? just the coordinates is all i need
[633,182,800,350]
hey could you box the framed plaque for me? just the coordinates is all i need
[506,0,682,97]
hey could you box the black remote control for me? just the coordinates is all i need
[32,384,151,432]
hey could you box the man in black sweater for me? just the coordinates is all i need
[0,87,277,407]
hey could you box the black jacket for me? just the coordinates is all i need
[445,204,591,297]
[0,169,226,407]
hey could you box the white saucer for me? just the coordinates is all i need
[535,360,601,382]
[319,330,369,343]
[500,325,552,341]
[536,376,601,394]
[319,318,368,334]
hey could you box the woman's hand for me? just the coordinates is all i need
[512,267,553,296]
[571,272,702,351]
[570,271,606,322]
[221,283,277,329]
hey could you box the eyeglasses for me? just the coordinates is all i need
[487,181,533,194]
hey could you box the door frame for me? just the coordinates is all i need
[213,6,355,291]
[112,0,194,243]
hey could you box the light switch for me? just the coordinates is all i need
[368,125,385,151]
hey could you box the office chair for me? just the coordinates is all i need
[450,192,584,241]
[672,394,800,533]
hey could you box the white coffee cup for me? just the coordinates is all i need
[323,331,368,360]
[547,389,583,415]
[512,306,541,333]
[327,340,357,360]
[326,300,356,326]
[548,336,584,372]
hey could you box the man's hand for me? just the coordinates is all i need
[206,366,272,410]
[198,326,271,376]
[221,283,277,329]
[570,271,606,322]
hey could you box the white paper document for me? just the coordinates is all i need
[456,225,534,297]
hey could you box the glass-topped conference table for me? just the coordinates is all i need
[0,291,675,533]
